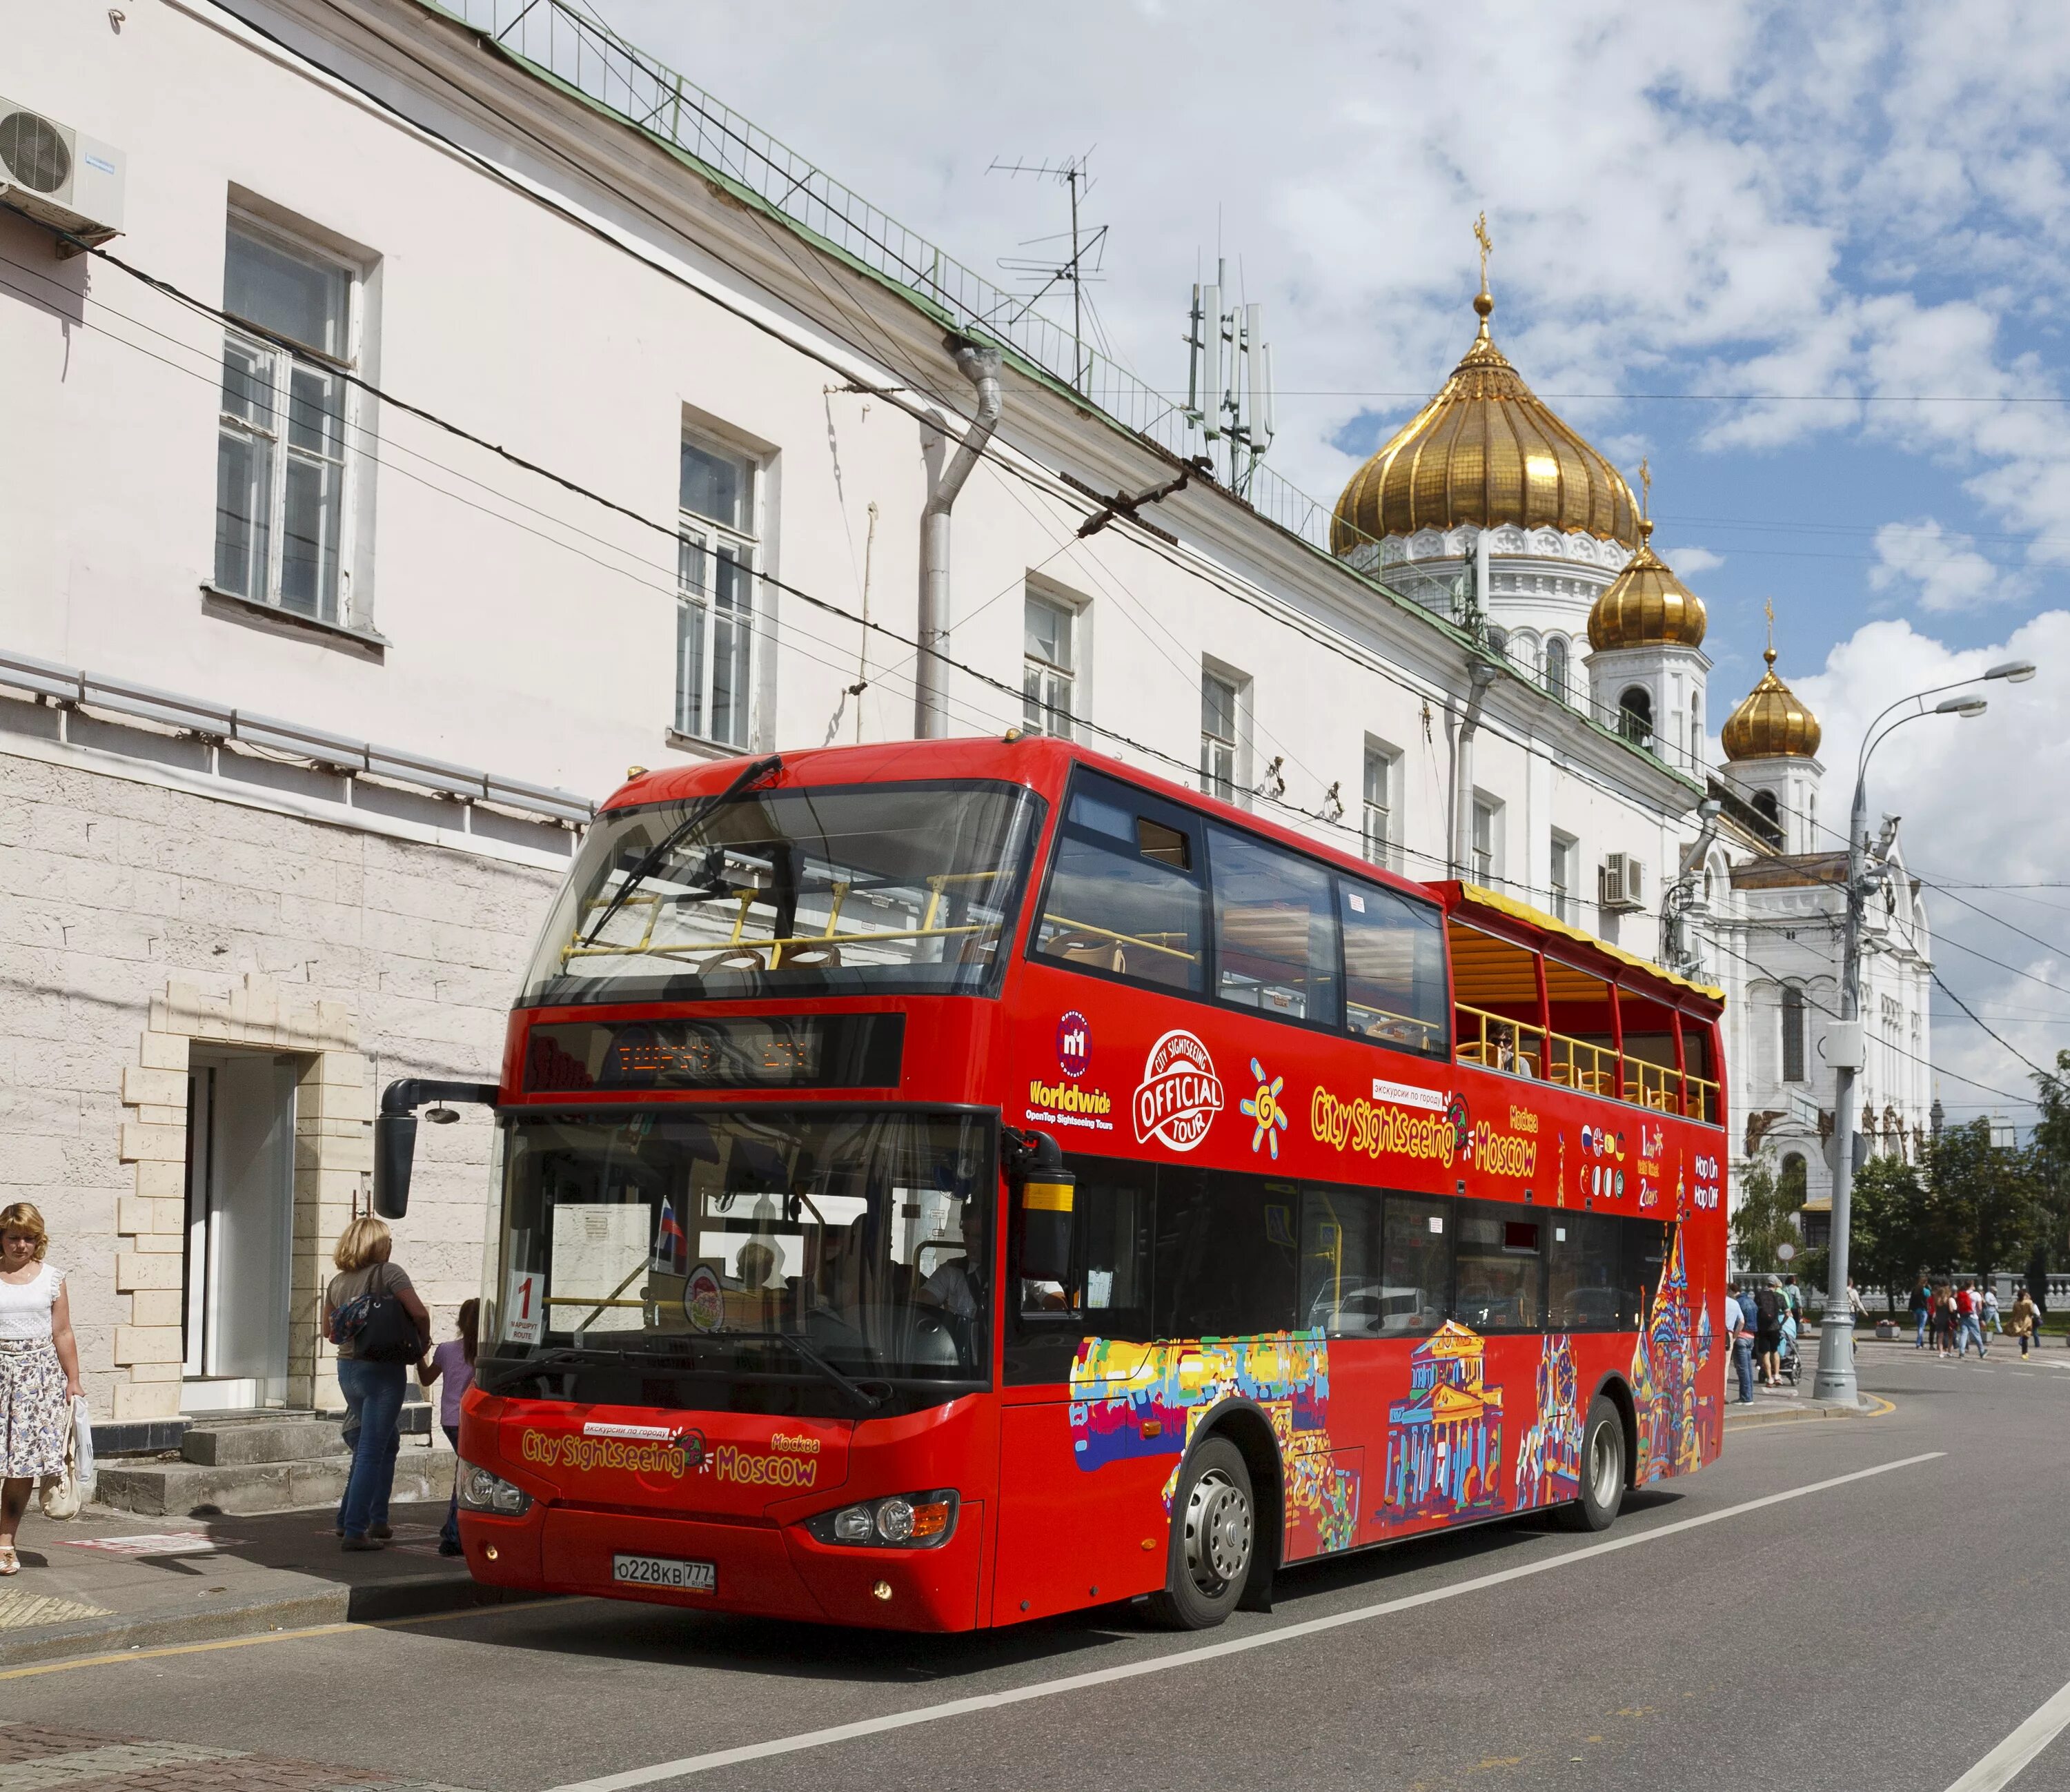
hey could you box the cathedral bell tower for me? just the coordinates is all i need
[1719,610,1824,854]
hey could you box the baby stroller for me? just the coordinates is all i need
[1776,1320,1802,1387]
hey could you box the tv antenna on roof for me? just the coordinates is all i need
[988,150,1106,393]
[1184,257,1275,493]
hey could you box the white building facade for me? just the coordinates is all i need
[8,0,1771,1430]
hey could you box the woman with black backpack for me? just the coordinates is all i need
[326,1217,430,1553]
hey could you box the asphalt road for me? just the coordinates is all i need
[8,1342,2070,1792]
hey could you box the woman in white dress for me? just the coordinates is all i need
[0,1202,85,1575]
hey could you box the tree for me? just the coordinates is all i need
[1850,1153,1946,1306]
[2029,1049,2070,1279]
[1730,1159,1800,1272]
[1925,1119,2043,1288]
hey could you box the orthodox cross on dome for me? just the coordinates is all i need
[1472,211,1494,333]
[1638,457,1651,520]
[1764,598,1777,665]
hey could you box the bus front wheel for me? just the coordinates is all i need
[1148,1436,1254,1630]
[1555,1395,1627,1533]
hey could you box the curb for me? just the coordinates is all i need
[1724,1392,1894,1432]
[0,1571,531,1671]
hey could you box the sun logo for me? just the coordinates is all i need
[1240,1058,1288,1159]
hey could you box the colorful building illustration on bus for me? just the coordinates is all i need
[1380,1321,1504,1524]
[1068,1331,1360,1556]
[1629,1225,1716,1480]
[1514,1333,1584,1508]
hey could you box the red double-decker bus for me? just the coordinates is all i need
[375,736,1726,1632]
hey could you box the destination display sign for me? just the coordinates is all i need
[523,1014,904,1092]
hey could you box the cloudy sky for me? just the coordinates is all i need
[613,0,2069,1123]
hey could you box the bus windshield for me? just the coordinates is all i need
[485,1109,995,1389]
[522,780,1042,1007]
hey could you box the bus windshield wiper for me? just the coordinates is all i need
[581,754,782,948]
[477,1346,631,1392]
[717,1329,887,1412]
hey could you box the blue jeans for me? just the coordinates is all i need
[1731,1339,1754,1402]
[337,1358,406,1539]
[1914,1310,1929,1346]
[441,1422,462,1548]
[1959,1317,1987,1358]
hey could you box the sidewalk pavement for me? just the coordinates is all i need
[0,1497,533,1670]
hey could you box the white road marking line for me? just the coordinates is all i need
[540,1451,1945,1792]
[1942,1674,2070,1791]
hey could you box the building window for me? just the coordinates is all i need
[1549,831,1579,925]
[1471,795,1501,886]
[1544,636,1568,702]
[1618,685,1653,747]
[1752,790,1780,826]
[1781,984,1806,1083]
[1200,669,1240,803]
[214,217,359,624]
[1023,590,1076,738]
[1361,742,1400,871]
[676,434,758,747]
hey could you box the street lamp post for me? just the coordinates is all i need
[1815,659,2037,1404]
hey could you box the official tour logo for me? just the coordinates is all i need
[1241,1059,1289,1159]
[1134,1028,1224,1152]
[1057,1010,1091,1079]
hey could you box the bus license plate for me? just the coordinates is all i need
[612,1553,716,1593]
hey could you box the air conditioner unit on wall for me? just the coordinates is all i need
[0,98,124,249]
[1599,853,1645,912]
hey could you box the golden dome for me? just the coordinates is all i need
[1587,518,1707,651]
[1722,647,1822,760]
[1332,288,1642,554]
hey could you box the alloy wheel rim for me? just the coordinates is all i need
[1183,1467,1252,1593]
[1588,1423,1620,1508]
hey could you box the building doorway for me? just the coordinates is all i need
[182,1049,300,1410]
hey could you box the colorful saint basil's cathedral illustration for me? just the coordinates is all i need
[1513,1333,1584,1507]
[1629,1223,1717,1480]
[1068,1332,1359,1555]
[1380,1321,1504,1524]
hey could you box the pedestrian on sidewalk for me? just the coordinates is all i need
[1955,1280,1987,1359]
[418,1299,478,1558]
[1983,1284,2002,1337]
[1911,1279,1931,1349]
[1754,1278,1785,1386]
[1934,1286,1958,1358]
[1725,1283,1755,1403]
[0,1203,84,1578]
[2011,1288,2041,1359]
[326,1217,430,1553]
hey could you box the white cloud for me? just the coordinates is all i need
[1795,611,2069,1109]
[1867,520,2015,613]
[1660,545,1725,575]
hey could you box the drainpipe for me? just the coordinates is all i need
[1453,660,1501,879]
[916,340,1004,739]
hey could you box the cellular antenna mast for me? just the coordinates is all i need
[988,151,1105,393]
[1184,258,1276,493]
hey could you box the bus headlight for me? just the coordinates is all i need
[456,1460,531,1516]
[806,1490,958,1549]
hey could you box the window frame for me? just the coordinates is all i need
[1471,794,1502,887]
[1549,831,1580,927]
[1780,983,1807,1084]
[675,431,762,750]
[213,212,365,627]
[1199,668,1241,805]
[1022,588,1078,740]
[1362,740,1401,872]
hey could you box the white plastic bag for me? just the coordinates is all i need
[38,1395,93,1519]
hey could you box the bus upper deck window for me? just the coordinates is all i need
[1210,826,1338,1025]
[1339,878,1449,1058]
[1034,776,1206,992]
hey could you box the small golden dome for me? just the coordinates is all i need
[1332,289,1642,553]
[1587,518,1707,651]
[1722,647,1822,760]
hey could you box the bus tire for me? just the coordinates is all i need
[1147,1437,1254,1631]
[1555,1395,1626,1533]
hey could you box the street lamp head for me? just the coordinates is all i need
[1984,660,2038,683]
[1935,695,1989,718]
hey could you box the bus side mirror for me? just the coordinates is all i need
[373,1079,502,1221]
[1010,1129,1076,1286]
[373,1112,418,1219]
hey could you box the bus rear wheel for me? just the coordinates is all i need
[1148,1437,1254,1630]
[1555,1395,1626,1532]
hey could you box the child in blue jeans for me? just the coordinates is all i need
[417,1299,478,1557]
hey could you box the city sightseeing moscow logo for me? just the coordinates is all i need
[1241,1059,1289,1159]
[1134,1028,1224,1152]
